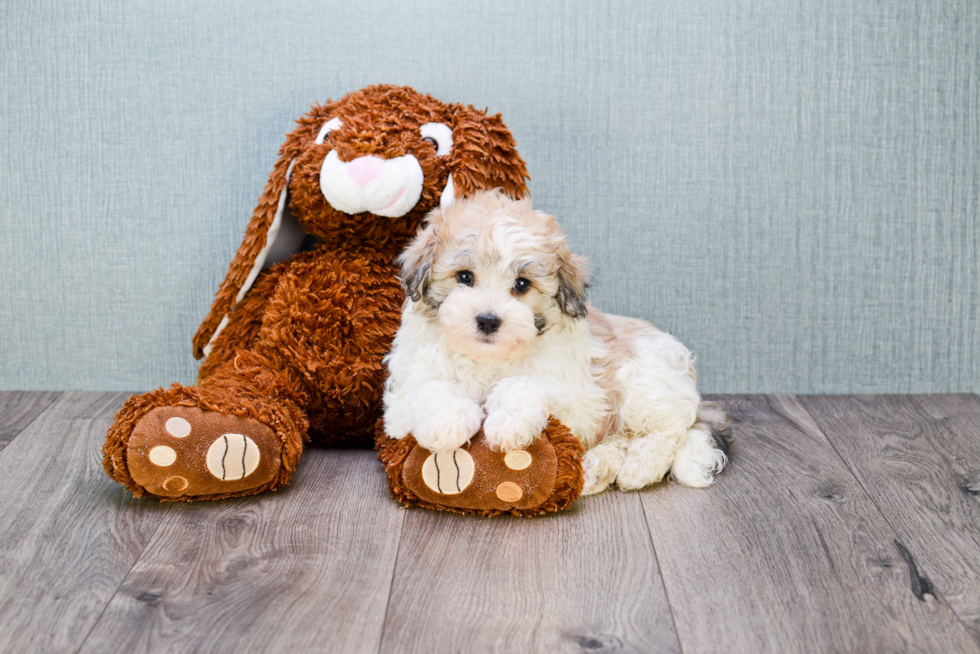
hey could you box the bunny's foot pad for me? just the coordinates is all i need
[126,406,282,499]
[376,418,585,517]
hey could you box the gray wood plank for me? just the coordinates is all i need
[0,392,171,654]
[380,490,680,654]
[79,448,404,654]
[0,391,62,449]
[640,395,978,654]
[799,394,980,645]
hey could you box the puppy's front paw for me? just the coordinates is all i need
[483,403,550,452]
[382,401,415,440]
[413,400,484,453]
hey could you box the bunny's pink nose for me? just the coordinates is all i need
[347,156,385,188]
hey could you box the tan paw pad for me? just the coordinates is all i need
[148,445,177,467]
[163,476,188,492]
[495,481,523,503]
[206,434,260,481]
[421,449,475,495]
[165,416,192,437]
[504,449,532,470]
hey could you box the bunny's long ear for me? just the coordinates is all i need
[192,127,309,359]
[448,105,530,200]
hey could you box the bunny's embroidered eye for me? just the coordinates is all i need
[456,270,474,286]
[315,117,343,145]
[513,278,531,294]
[420,122,453,156]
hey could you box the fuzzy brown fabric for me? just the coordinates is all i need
[196,257,296,381]
[103,382,307,500]
[376,418,585,517]
[102,85,556,502]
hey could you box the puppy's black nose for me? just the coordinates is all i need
[476,314,501,335]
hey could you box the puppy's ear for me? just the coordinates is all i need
[398,216,440,302]
[556,253,590,319]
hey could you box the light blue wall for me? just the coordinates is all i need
[2,0,978,393]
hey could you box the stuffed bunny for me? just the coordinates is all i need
[102,85,583,513]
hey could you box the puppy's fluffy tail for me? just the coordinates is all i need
[671,401,733,488]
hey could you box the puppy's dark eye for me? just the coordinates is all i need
[513,277,531,294]
[421,136,438,149]
[456,270,474,286]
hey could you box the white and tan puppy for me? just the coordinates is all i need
[383,190,730,495]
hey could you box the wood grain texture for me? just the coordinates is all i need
[799,394,980,645]
[0,391,61,449]
[381,490,679,654]
[79,448,404,654]
[641,395,979,654]
[4,391,980,652]
[0,392,171,654]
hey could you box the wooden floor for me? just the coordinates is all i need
[0,393,978,653]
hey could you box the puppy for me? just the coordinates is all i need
[383,190,730,494]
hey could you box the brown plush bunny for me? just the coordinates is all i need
[102,85,583,513]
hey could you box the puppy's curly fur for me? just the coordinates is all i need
[384,191,730,494]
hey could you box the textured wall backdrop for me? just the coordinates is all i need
[1,0,978,393]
